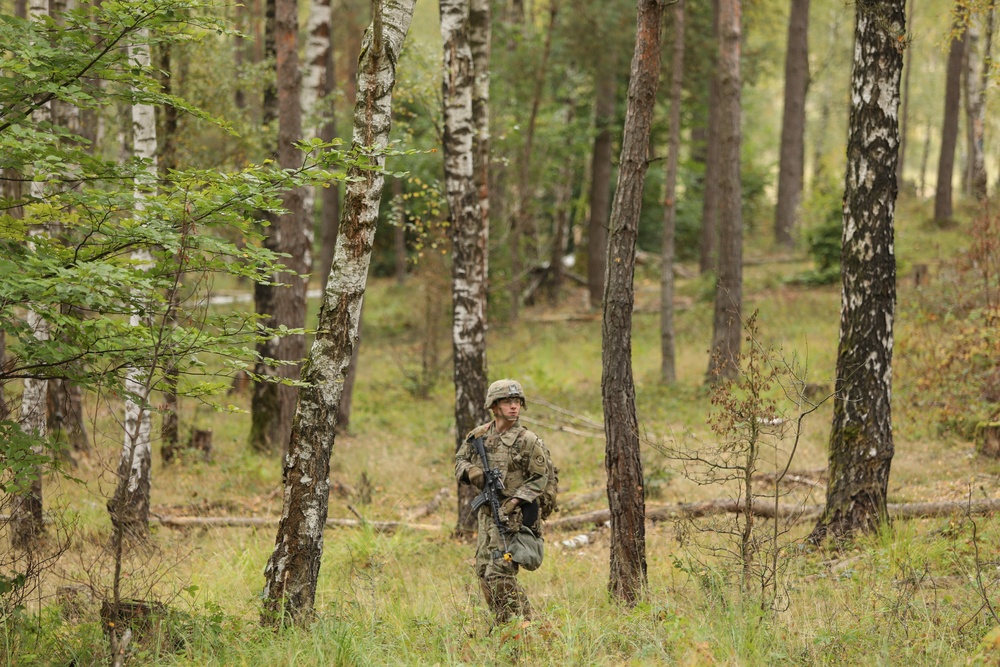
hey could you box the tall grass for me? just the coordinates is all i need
[5,195,1000,665]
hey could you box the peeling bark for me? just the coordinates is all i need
[810,0,904,543]
[603,0,663,606]
[442,0,489,534]
[261,0,416,625]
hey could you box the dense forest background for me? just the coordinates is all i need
[3,0,1000,664]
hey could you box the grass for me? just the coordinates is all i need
[4,193,1000,665]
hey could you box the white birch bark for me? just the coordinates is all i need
[300,0,332,219]
[964,16,986,199]
[11,0,54,550]
[261,0,417,625]
[441,0,489,533]
[109,33,156,537]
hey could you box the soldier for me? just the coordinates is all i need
[455,379,549,623]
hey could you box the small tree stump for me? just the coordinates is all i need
[100,598,167,643]
[976,422,1000,458]
[913,263,929,287]
[187,429,213,461]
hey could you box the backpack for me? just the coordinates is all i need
[519,430,559,520]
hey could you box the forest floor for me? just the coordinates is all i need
[8,197,1000,665]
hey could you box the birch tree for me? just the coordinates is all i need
[661,0,684,385]
[10,0,53,550]
[261,0,416,625]
[706,0,743,382]
[250,0,311,455]
[301,0,332,222]
[603,0,663,605]
[107,32,157,538]
[810,0,905,542]
[441,0,489,533]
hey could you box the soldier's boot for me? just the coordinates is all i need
[488,575,532,623]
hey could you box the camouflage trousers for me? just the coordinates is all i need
[475,505,531,623]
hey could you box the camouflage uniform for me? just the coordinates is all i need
[455,416,548,622]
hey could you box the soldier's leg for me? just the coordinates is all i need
[475,509,501,618]
[481,512,531,622]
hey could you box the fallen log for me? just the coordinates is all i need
[152,515,440,534]
[545,498,1000,532]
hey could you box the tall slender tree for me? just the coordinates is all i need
[661,0,685,385]
[700,0,721,274]
[896,0,914,187]
[706,0,743,382]
[810,0,905,542]
[261,0,416,625]
[773,0,810,247]
[441,0,489,533]
[10,0,53,550]
[603,0,663,605]
[107,31,157,538]
[587,61,616,310]
[934,8,966,224]
[250,0,311,455]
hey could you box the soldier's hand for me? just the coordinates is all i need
[467,466,485,489]
[502,498,522,532]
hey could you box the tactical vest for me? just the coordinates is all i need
[471,422,559,520]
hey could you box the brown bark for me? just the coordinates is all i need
[660,0,684,384]
[934,13,965,224]
[250,0,310,456]
[602,0,663,606]
[46,378,90,455]
[587,62,616,310]
[261,0,415,625]
[774,0,810,247]
[706,0,743,382]
[810,0,904,543]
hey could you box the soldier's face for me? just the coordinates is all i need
[494,397,521,421]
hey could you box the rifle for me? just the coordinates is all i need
[469,436,512,563]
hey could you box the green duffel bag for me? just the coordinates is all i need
[507,526,544,571]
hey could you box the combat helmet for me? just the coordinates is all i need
[484,379,526,410]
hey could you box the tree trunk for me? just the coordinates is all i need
[250,0,311,456]
[661,0,685,385]
[11,0,53,550]
[706,0,743,382]
[300,0,332,224]
[603,0,663,606]
[968,6,993,200]
[441,0,489,535]
[12,312,48,549]
[587,62,616,310]
[158,40,180,457]
[809,0,904,543]
[318,8,341,290]
[774,0,810,247]
[470,0,491,234]
[934,13,965,224]
[700,0,721,274]
[511,1,557,319]
[260,0,415,625]
[262,0,278,125]
[46,378,90,455]
[107,33,158,540]
[896,0,914,188]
